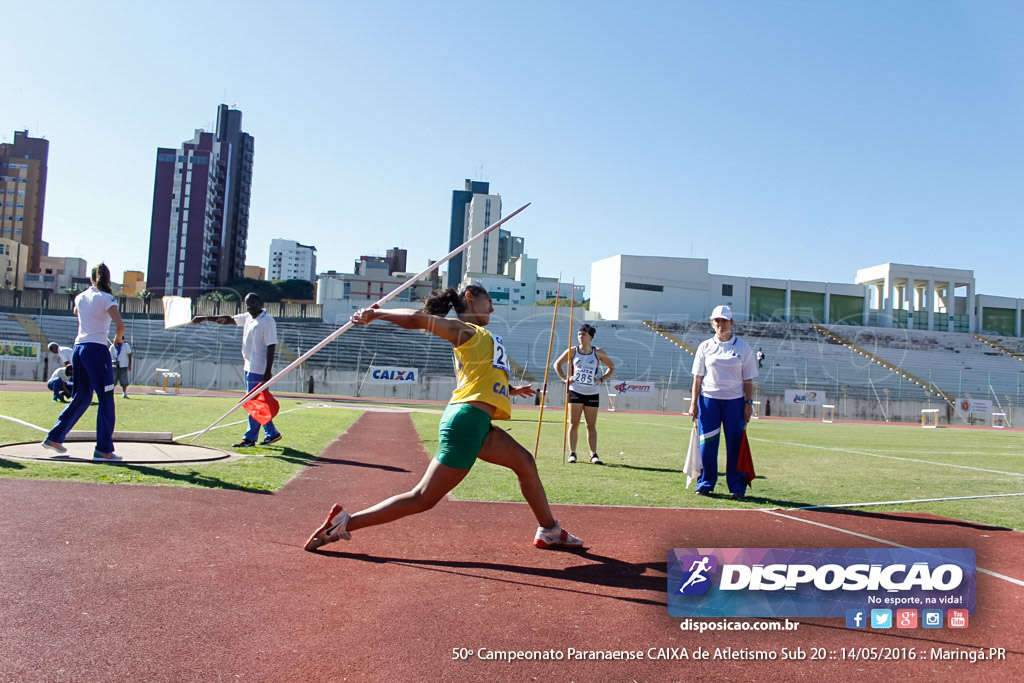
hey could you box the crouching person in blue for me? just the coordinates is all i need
[688,305,758,500]
[47,365,73,402]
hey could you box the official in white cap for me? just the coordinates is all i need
[688,305,758,499]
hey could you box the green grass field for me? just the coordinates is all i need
[2,391,1022,529]
[411,410,1024,531]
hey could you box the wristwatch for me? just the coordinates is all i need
[745,400,754,404]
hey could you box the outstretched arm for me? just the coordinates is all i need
[191,315,235,325]
[350,307,475,347]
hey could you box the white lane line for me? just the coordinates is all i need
[752,437,1024,478]
[0,414,49,433]
[760,508,1024,588]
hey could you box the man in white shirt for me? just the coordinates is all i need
[48,342,73,369]
[192,293,283,448]
[110,340,133,398]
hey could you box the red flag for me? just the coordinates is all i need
[243,390,280,425]
[738,430,757,488]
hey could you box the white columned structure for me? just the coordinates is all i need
[823,283,831,324]
[946,284,955,332]
[967,281,976,333]
[883,273,893,326]
[1017,300,1023,337]
[926,279,935,331]
[905,277,915,328]
[863,287,871,326]
[784,283,792,322]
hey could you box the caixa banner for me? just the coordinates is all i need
[667,548,975,618]
[368,366,420,384]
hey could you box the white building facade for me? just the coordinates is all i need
[269,239,317,282]
[590,255,1023,336]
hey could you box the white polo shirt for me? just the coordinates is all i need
[233,310,278,375]
[110,341,132,367]
[691,335,758,400]
[53,345,74,365]
[74,287,118,346]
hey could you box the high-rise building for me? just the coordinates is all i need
[268,239,317,282]
[447,180,499,288]
[0,130,49,273]
[146,105,254,296]
[386,247,407,275]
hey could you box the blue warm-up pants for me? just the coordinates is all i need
[243,371,281,442]
[696,394,746,494]
[47,343,116,453]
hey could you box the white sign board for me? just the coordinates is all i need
[784,389,827,406]
[368,366,420,384]
[956,398,993,415]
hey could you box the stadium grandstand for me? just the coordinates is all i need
[3,308,1021,426]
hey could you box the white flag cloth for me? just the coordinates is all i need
[162,296,193,329]
[683,426,702,488]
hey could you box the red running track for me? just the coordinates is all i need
[1,411,1021,681]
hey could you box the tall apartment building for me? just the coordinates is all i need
[0,130,49,273]
[146,105,254,296]
[447,180,500,288]
[268,239,317,282]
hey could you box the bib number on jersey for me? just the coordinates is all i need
[492,335,510,373]
[572,367,596,386]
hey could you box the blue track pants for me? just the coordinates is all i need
[696,395,746,494]
[47,343,116,453]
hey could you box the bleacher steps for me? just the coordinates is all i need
[12,313,48,345]
[642,320,698,356]
[972,334,1024,363]
[810,323,955,405]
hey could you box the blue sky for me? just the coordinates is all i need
[5,1,1023,297]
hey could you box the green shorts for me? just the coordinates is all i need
[434,402,493,470]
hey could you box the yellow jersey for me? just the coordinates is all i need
[449,324,512,420]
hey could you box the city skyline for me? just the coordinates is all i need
[4,2,1024,299]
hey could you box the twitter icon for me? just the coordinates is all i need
[870,609,892,629]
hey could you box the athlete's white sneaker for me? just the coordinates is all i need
[533,522,584,549]
[304,504,351,551]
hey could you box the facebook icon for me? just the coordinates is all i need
[845,609,867,629]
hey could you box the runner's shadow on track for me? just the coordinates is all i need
[321,550,667,606]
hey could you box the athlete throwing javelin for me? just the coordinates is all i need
[304,284,584,551]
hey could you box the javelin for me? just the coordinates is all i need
[532,277,561,459]
[188,202,532,443]
[562,279,575,464]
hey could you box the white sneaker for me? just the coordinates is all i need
[304,504,351,551]
[533,522,584,549]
